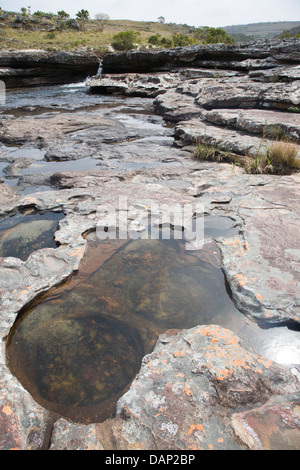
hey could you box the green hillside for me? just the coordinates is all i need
[0,8,232,51]
[222,21,300,40]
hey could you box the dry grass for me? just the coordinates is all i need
[0,19,183,51]
[194,137,300,175]
[266,141,300,173]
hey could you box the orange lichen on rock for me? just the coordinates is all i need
[235,273,248,286]
[194,325,275,383]
[1,405,13,416]
[188,424,204,434]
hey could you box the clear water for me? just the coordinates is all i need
[5,232,241,423]
[0,210,64,260]
[6,230,300,424]
[2,83,300,426]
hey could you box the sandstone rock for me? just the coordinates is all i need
[0,365,51,450]
[218,173,300,324]
[193,77,299,110]
[88,72,179,97]
[201,108,300,143]
[174,119,278,158]
[0,113,127,147]
[232,393,300,450]
[0,49,101,88]
[102,39,299,74]
[95,325,299,450]
[49,419,103,450]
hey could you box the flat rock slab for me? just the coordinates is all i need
[95,325,299,450]
[201,108,300,143]
[214,173,300,324]
[174,119,282,158]
[0,113,127,147]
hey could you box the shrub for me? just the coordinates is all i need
[243,141,300,174]
[148,33,162,45]
[193,26,234,44]
[172,33,194,47]
[111,31,141,51]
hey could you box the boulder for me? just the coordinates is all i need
[95,325,299,450]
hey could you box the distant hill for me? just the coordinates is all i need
[222,21,300,40]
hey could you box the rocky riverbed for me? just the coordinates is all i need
[0,39,300,450]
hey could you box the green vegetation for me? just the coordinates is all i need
[249,141,300,174]
[194,141,223,162]
[0,7,235,51]
[147,27,234,48]
[222,21,300,40]
[111,31,141,51]
[194,134,300,175]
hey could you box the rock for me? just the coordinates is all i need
[154,89,202,122]
[232,393,300,450]
[0,365,51,450]
[249,65,300,82]
[174,119,278,159]
[0,49,101,88]
[0,113,126,149]
[201,108,300,143]
[95,325,299,450]
[193,76,299,110]
[88,72,179,97]
[101,39,300,74]
[49,419,103,450]
[217,172,300,324]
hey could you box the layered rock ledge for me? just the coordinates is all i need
[0,49,101,88]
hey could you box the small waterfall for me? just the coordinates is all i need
[96,60,103,78]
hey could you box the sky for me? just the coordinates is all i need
[1,0,300,27]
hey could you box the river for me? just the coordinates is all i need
[1,78,300,413]
[0,81,180,195]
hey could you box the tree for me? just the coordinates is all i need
[193,26,234,44]
[157,16,165,23]
[76,9,90,20]
[57,10,70,19]
[94,13,110,31]
[111,31,141,51]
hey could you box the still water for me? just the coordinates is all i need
[6,229,300,424]
[5,228,241,423]
[0,209,64,260]
[2,83,300,425]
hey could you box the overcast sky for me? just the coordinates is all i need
[1,0,300,27]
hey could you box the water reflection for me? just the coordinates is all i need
[6,233,239,423]
[0,210,64,260]
[6,231,300,424]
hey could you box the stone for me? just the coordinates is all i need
[201,108,300,143]
[95,325,299,450]
[49,419,103,450]
[0,39,300,449]
[232,393,300,450]
[0,365,51,450]
[101,39,299,74]
[0,49,101,88]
